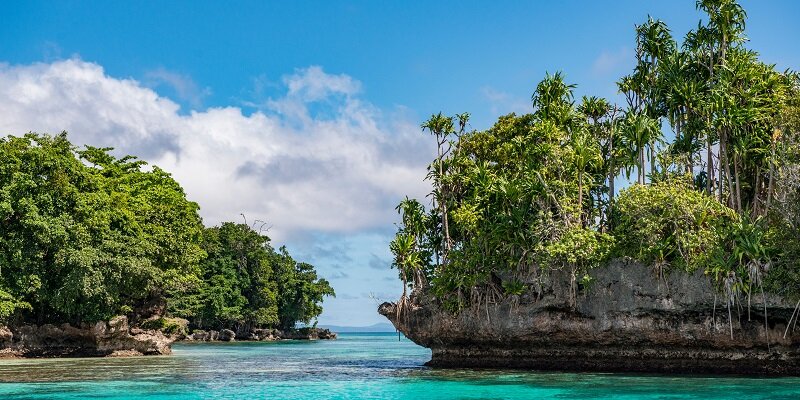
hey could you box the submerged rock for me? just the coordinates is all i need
[0,316,174,357]
[379,259,800,375]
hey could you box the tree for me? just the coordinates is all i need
[388,0,800,325]
[570,128,602,226]
[0,132,203,325]
[620,112,661,184]
[421,113,466,267]
[273,247,335,330]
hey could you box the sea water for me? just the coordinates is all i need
[0,332,798,399]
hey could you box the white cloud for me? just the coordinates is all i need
[0,59,433,242]
[144,67,212,109]
[284,65,360,101]
[480,86,530,118]
[591,47,634,76]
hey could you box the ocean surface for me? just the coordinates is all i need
[0,332,799,399]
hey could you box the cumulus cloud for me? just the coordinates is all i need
[481,86,531,118]
[591,47,634,76]
[144,67,212,109]
[0,59,433,242]
[368,253,389,270]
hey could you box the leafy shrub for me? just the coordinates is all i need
[0,289,31,323]
[612,178,737,273]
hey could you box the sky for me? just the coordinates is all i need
[1,1,798,326]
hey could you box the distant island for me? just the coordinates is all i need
[0,133,335,357]
[380,0,800,374]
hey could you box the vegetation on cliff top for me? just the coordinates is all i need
[390,0,800,316]
[0,132,334,331]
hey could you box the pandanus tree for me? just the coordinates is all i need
[684,0,748,198]
[394,197,429,289]
[621,111,662,184]
[570,127,603,226]
[389,0,800,323]
[578,96,622,227]
[421,112,468,267]
[636,16,676,115]
[660,50,704,175]
[532,71,576,127]
[389,232,420,318]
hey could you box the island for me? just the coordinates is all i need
[0,133,335,357]
[380,0,800,374]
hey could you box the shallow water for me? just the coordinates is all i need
[0,332,798,399]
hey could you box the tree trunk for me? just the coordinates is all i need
[734,153,742,213]
[722,132,735,209]
[766,141,776,214]
[752,166,762,218]
[578,170,584,227]
[720,136,726,203]
[650,145,656,181]
[608,124,615,209]
[401,269,408,298]
[437,139,451,266]
[608,171,615,204]
[707,137,714,196]
[639,148,645,184]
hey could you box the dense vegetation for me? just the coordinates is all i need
[0,132,333,331]
[390,0,800,320]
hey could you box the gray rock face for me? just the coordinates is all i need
[279,328,337,340]
[182,327,336,342]
[0,316,174,357]
[218,329,236,341]
[379,259,800,375]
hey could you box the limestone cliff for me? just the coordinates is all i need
[0,316,174,357]
[379,259,800,374]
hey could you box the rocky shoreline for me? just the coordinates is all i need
[0,316,174,358]
[182,327,337,342]
[0,317,336,358]
[379,259,800,375]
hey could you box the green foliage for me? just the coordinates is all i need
[170,222,335,332]
[273,250,335,330]
[0,289,31,321]
[0,133,333,330]
[542,226,615,273]
[612,179,737,273]
[389,0,800,313]
[0,132,203,325]
[502,279,526,296]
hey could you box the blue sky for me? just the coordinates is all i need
[1,1,798,325]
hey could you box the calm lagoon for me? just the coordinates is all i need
[0,333,799,399]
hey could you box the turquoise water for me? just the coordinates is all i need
[0,333,799,399]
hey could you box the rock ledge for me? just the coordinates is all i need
[0,316,174,358]
[380,260,800,375]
